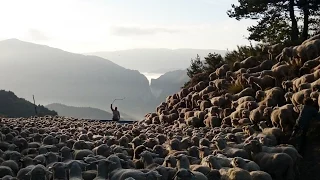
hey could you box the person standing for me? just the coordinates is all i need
[110,104,120,122]
[290,98,320,156]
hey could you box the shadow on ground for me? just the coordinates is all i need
[297,122,320,180]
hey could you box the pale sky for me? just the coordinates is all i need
[0,0,257,53]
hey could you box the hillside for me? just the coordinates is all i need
[142,35,320,179]
[150,69,189,101]
[0,39,156,119]
[46,103,136,121]
[0,90,57,118]
[87,48,227,73]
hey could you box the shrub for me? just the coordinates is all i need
[227,84,244,94]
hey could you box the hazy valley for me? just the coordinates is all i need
[0,39,225,120]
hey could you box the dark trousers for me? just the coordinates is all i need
[112,118,119,122]
[292,125,308,156]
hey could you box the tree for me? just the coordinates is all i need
[203,53,224,73]
[184,53,224,88]
[227,0,320,44]
[187,54,204,78]
[224,44,266,67]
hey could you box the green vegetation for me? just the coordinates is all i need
[185,53,224,88]
[227,0,320,44]
[0,90,57,118]
[184,0,320,88]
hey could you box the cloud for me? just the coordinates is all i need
[110,26,181,36]
[27,29,50,41]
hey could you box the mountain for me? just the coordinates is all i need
[46,103,136,120]
[87,48,227,73]
[0,39,156,119]
[0,90,57,118]
[150,69,190,101]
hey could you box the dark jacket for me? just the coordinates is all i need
[296,105,320,130]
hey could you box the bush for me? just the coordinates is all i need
[227,84,244,94]
[183,72,209,89]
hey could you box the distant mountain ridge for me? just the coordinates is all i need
[46,103,136,120]
[150,69,189,100]
[0,38,156,119]
[0,39,220,120]
[87,48,227,73]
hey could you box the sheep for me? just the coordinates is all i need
[93,159,116,180]
[266,104,298,132]
[266,43,284,61]
[48,162,68,180]
[247,59,273,73]
[292,70,320,91]
[230,157,260,172]
[26,164,52,180]
[175,154,190,169]
[244,140,294,180]
[110,169,161,180]
[249,105,266,125]
[233,56,260,70]
[214,138,249,159]
[173,168,195,180]
[221,167,253,180]
[250,171,272,180]
[186,117,203,128]
[190,165,211,175]
[260,145,302,172]
[203,116,221,128]
[67,161,89,180]
[299,78,320,91]
[0,166,14,178]
[204,155,251,180]
[215,64,230,78]
[73,149,94,160]
[258,121,284,144]
[139,151,160,169]
[247,75,276,90]
[297,39,320,64]
[1,160,19,176]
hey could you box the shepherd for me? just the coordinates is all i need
[110,103,120,122]
[110,97,125,122]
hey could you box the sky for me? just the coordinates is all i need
[0,0,257,53]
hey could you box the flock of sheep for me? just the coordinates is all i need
[0,34,320,180]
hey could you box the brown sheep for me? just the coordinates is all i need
[289,89,312,107]
[247,75,276,90]
[233,56,260,70]
[249,105,267,124]
[215,64,230,78]
[247,59,273,73]
[203,116,221,128]
[265,104,298,132]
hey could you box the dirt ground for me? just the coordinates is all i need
[297,122,320,180]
